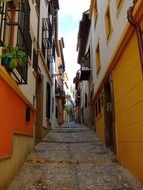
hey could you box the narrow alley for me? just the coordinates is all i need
[8,122,142,190]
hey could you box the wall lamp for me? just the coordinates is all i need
[52,73,62,77]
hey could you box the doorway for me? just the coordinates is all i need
[104,76,116,153]
[35,75,44,141]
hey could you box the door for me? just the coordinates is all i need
[35,75,44,140]
[104,76,116,153]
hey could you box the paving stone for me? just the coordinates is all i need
[8,122,143,190]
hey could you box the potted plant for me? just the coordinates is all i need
[1,45,27,71]
[55,86,62,97]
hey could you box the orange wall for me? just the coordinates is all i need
[0,78,35,158]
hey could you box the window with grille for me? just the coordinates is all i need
[0,2,4,45]
[17,0,32,58]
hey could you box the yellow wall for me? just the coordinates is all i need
[95,95,105,143]
[0,135,34,190]
[112,31,143,183]
[96,114,105,143]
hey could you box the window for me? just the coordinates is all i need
[105,5,112,40]
[17,0,32,58]
[33,48,38,72]
[93,0,98,26]
[0,2,4,45]
[96,42,101,74]
[116,0,122,8]
[46,83,51,119]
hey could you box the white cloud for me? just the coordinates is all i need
[59,0,90,18]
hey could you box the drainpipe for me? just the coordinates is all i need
[127,0,143,72]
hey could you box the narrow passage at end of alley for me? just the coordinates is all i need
[8,122,143,190]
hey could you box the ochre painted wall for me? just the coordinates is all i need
[95,98,105,143]
[0,135,34,189]
[96,115,105,143]
[0,68,35,158]
[112,31,143,183]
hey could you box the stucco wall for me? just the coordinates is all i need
[95,104,105,143]
[112,32,143,183]
[0,135,34,190]
[91,0,133,94]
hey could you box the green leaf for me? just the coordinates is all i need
[9,59,17,69]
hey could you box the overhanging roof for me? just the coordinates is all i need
[77,10,91,64]
[53,0,59,10]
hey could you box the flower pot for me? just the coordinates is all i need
[2,57,11,66]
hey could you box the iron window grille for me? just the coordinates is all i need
[0,2,4,46]
[1,0,32,84]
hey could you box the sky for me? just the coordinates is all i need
[58,0,90,86]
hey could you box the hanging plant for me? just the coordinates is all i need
[1,45,28,71]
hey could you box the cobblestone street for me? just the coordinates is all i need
[8,123,143,190]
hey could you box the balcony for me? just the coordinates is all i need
[80,57,91,80]
[80,66,91,80]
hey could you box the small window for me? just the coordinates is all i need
[116,0,122,8]
[93,0,98,26]
[96,42,101,74]
[105,5,112,40]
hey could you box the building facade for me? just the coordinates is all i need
[77,0,143,184]
[78,0,143,183]
[0,0,36,188]
[0,0,65,188]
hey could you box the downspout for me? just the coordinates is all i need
[127,0,143,72]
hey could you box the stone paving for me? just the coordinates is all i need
[8,122,143,190]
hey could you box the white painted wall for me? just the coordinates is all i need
[90,0,133,94]
[19,0,39,105]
